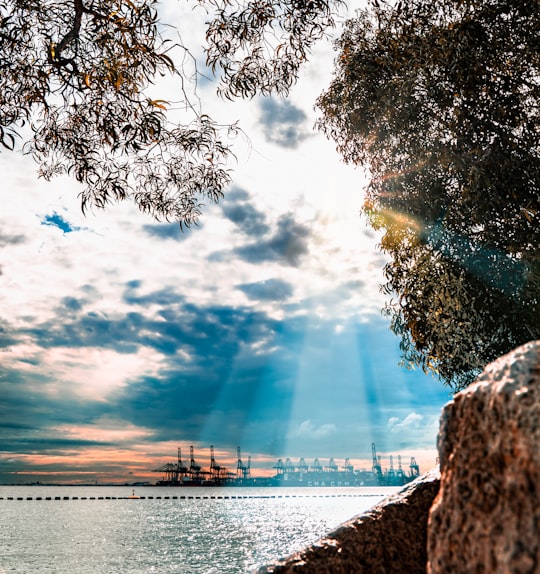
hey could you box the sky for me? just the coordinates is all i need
[0,0,451,484]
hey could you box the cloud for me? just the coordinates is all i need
[221,186,270,237]
[237,279,293,301]
[0,230,26,246]
[0,295,449,480]
[222,203,270,237]
[388,412,425,431]
[60,296,84,312]
[123,283,186,310]
[259,98,310,149]
[387,412,440,450]
[0,319,19,347]
[0,289,307,457]
[292,420,337,439]
[142,222,196,240]
[226,187,250,201]
[234,213,311,266]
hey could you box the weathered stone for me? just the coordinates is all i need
[256,468,440,574]
[428,341,540,574]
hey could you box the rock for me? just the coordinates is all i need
[256,468,440,574]
[427,341,540,574]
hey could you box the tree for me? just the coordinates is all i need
[317,0,540,389]
[0,0,234,225]
[199,0,345,98]
[0,0,344,224]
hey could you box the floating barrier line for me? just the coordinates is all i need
[0,493,386,501]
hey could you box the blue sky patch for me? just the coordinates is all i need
[41,212,80,234]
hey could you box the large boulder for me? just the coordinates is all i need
[427,341,540,574]
[256,468,440,574]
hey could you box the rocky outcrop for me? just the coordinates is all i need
[427,341,540,574]
[256,468,440,574]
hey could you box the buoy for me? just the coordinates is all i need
[127,489,140,499]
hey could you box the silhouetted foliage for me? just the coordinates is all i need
[317,0,540,389]
[0,0,346,223]
[199,0,345,98]
[0,0,233,225]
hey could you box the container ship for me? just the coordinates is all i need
[152,444,421,487]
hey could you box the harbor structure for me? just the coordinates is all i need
[152,443,421,487]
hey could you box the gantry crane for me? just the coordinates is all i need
[397,454,404,481]
[326,457,338,472]
[410,456,420,477]
[388,455,395,480]
[342,457,354,473]
[175,447,188,483]
[189,445,202,479]
[210,445,226,480]
[236,446,251,479]
[273,458,284,474]
[372,443,383,483]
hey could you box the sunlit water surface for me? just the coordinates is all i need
[0,485,399,573]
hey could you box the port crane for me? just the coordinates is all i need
[388,455,395,481]
[410,456,420,477]
[189,445,204,480]
[236,446,251,479]
[325,458,338,472]
[210,445,228,480]
[372,443,383,483]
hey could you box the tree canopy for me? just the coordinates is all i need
[199,0,345,98]
[0,0,343,224]
[0,0,232,224]
[317,0,540,389]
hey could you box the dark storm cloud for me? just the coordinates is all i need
[259,98,310,149]
[20,281,286,362]
[217,186,311,266]
[233,213,311,266]
[25,310,139,352]
[54,286,102,316]
[237,278,293,301]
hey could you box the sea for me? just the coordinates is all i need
[0,485,400,574]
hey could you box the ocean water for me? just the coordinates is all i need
[0,485,399,574]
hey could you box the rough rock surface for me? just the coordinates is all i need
[428,341,540,574]
[256,467,440,574]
